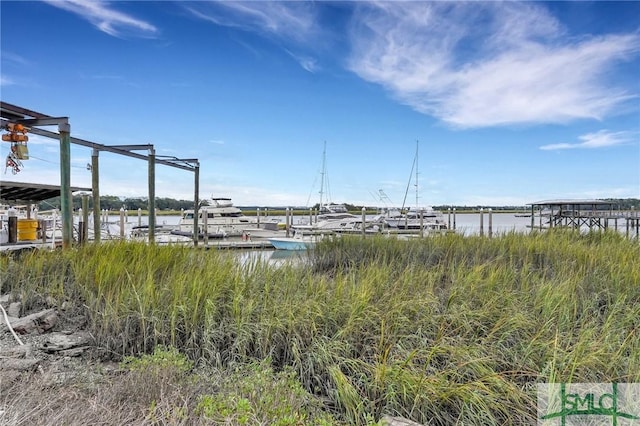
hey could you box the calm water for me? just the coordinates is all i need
[111,212,632,237]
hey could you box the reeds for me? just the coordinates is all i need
[1,230,638,425]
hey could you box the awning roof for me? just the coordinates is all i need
[1,181,91,203]
[528,199,615,206]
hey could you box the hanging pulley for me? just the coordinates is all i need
[2,122,29,160]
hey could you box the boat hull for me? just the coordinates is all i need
[268,237,314,251]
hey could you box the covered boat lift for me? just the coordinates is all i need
[527,199,638,236]
[1,101,201,248]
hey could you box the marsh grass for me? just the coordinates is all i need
[1,230,638,425]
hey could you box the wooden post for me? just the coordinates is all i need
[286,208,290,238]
[7,212,17,244]
[78,208,84,244]
[82,194,89,243]
[257,208,260,228]
[203,208,208,247]
[39,219,46,243]
[119,207,125,239]
[51,209,57,249]
[539,207,543,231]
[419,209,424,238]
[453,208,456,230]
[447,207,451,229]
[138,208,142,228]
[488,208,493,238]
[479,208,484,237]
[362,207,366,237]
[530,205,534,233]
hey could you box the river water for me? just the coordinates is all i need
[109,212,634,237]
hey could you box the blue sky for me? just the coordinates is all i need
[1,1,639,207]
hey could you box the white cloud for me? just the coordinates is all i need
[347,2,640,128]
[43,0,157,37]
[185,2,321,72]
[186,1,317,42]
[540,130,638,150]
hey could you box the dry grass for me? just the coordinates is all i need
[1,229,637,425]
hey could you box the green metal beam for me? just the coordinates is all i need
[92,148,101,243]
[59,122,73,248]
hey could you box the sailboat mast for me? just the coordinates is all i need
[319,141,326,208]
[415,140,419,210]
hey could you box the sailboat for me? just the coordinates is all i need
[314,141,349,216]
[383,141,447,231]
[293,142,379,234]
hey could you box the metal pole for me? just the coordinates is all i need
[91,148,100,243]
[193,161,200,246]
[148,147,156,243]
[59,122,73,248]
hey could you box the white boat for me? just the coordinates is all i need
[268,228,328,250]
[294,213,382,235]
[268,237,315,251]
[319,203,348,214]
[174,197,258,238]
[383,208,447,230]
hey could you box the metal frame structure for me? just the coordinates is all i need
[1,101,200,247]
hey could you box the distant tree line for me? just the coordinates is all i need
[35,196,639,212]
[37,195,203,212]
[433,198,640,211]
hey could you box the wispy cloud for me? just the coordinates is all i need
[185,1,317,42]
[43,0,157,38]
[185,2,321,72]
[285,50,319,73]
[2,52,30,66]
[0,75,14,87]
[347,2,640,128]
[540,130,638,150]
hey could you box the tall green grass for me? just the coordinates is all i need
[1,230,638,425]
